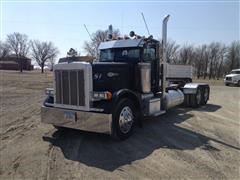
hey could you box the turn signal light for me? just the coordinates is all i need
[93,91,112,100]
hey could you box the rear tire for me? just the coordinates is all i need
[189,87,202,108]
[111,99,136,140]
[238,81,240,87]
[200,86,209,105]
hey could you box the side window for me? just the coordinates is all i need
[143,48,156,61]
[128,49,140,60]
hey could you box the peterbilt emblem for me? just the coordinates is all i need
[107,72,119,77]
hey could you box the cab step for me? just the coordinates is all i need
[153,110,166,116]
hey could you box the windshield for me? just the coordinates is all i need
[99,49,114,61]
[100,48,140,63]
[230,70,240,74]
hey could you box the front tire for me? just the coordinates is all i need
[111,99,136,140]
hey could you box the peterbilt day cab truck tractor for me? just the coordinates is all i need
[41,15,210,140]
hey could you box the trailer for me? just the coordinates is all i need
[41,15,210,140]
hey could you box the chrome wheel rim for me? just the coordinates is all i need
[196,89,201,104]
[119,106,133,134]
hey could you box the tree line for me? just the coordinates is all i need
[84,29,240,79]
[161,40,240,79]
[1,31,239,78]
[0,32,59,73]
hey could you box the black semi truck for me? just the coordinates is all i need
[41,15,210,140]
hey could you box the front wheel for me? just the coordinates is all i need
[111,99,136,140]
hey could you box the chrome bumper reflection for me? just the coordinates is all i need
[41,106,112,134]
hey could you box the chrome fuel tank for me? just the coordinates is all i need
[165,89,184,109]
[138,63,151,93]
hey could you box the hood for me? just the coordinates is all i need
[225,74,239,78]
[92,62,136,92]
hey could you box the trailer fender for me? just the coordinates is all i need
[182,83,208,94]
[182,83,210,107]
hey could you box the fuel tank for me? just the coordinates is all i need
[92,62,139,92]
[165,89,184,109]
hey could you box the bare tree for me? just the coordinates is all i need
[179,44,195,65]
[6,32,29,72]
[0,40,10,58]
[83,29,120,57]
[167,40,180,64]
[208,42,223,79]
[30,40,59,73]
[47,55,57,71]
[215,44,226,79]
[226,41,240,72]
[159,39,179,64]
[194,45,207,78]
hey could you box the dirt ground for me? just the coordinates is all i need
[0,70,239,180]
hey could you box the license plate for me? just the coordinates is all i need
[64,111,76,121]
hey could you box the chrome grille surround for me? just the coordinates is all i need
[53,62,93,111]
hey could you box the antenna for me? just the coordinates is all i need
[84,24,93,41]
[141,12,150,36]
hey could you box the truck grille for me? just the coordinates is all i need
[55,70,85,106]
[226,77,232,81]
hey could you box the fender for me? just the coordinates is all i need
[112,88,143,127]
[112,89,141,109]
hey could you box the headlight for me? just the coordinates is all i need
[45,88,54,96]
[93,91,112,100]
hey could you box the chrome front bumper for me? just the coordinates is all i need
[224,80,238,85]
[41,106,112,134]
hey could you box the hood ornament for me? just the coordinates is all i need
[107,72,119,78]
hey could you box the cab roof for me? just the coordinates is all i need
[98,38,144,50]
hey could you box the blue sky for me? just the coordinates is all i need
[1,0,239,58]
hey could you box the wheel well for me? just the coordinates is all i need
[117,93,141,111]
[115,92,142,127]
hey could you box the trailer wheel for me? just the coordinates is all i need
[201,86,209,105]
[111,98,136,140]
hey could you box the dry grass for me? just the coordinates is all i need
[0,70,239,179]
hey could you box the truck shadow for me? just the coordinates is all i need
[43,103,239,171]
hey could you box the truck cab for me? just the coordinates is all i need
[93,37,160,93]
[224,69,240,86]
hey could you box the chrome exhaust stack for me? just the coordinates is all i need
[108,24,113,40]
[161,14,170,99]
